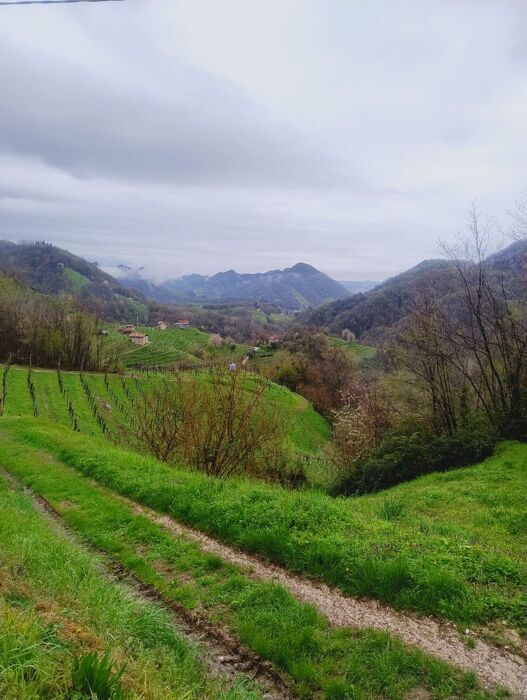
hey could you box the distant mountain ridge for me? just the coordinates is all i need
[118,262,350,310]
[338,280,378,294]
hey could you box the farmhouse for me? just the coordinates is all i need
[175,320,190,329]
[119,324,136,335]
[129,331,149,346]
[156,321,169,330]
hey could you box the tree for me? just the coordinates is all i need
[124,369,286,477]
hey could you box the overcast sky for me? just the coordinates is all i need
[0,0,526,281]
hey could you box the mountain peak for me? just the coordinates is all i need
[288,262,318,274]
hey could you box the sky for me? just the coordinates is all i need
[0,0,526,282]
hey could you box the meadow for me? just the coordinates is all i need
[0,432,504,699]
[1,416,525,641]
[0,476,258,700]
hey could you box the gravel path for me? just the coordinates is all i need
[135,503,527,698]
[1,472,291,700]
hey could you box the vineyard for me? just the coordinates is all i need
[0,365,330,455]
[104,325,249,369]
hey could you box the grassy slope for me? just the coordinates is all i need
[1,366,330,455]
[0,437,499,699]
[0,477,256,700]
[328,336,376,362]
[1,417,525,638]
[105,325,250,369]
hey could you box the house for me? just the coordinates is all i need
[156,321,169,331]
[119,324,136,335]
[175,320,190,329]
[129,331,149,346]
[268,335,281,346]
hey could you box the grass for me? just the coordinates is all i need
[1,365,330,456]
[104,325,251,369]
[1,417,525,639]
[0,439,503,699]
[328,336,376,362]
[0,476,258,700]
[63,266,90,292]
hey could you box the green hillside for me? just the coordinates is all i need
[1,365,330,455]
[327,336,376,362]
[105,325,245,368]
[0,429,500,699]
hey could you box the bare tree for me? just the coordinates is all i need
[124,369,286,477]
[509,195,527,241]
[397,283,461,436]
[440,209,527,435]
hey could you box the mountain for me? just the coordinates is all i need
[0,241,148,321]
[303,240,527,342]
[118,262,349,311]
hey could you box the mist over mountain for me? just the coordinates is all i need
[116,262,350,311]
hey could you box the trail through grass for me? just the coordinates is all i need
[1,417,525,638]
[0,438,503,699]
[0,475,260,700]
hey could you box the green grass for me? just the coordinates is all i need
[63,266,90,292]
[0,438,502,699]
[0,476,258,700]
[104,325,249,369]
[1,417,525,639]
[0,365,330,456]
[328,337,376,362]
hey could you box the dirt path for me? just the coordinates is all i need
[1,473,291,700]
[133,503,527,698]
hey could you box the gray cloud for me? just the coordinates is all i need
[0,0,525,280]
[0,35,351,188]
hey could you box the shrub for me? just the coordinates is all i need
[332,418,496,495]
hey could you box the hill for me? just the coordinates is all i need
[304,240,527,341]
[2,415,525,643]
[118,262,349,311]
[0,365,330,455]
[0,240,148,321]
[1,418,508,699]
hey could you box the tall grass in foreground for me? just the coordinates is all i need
[0,478,260,700]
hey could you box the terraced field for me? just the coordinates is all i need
[104,325,249,369]
[1,365,330,455]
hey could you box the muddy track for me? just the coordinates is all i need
[131,503,527,698]
[1,473,292,700]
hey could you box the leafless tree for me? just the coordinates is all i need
[124,369,286,477]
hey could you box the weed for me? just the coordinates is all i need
[71,651,125,700]
[378,498,406,521]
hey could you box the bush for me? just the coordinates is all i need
[332,419,496,495]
